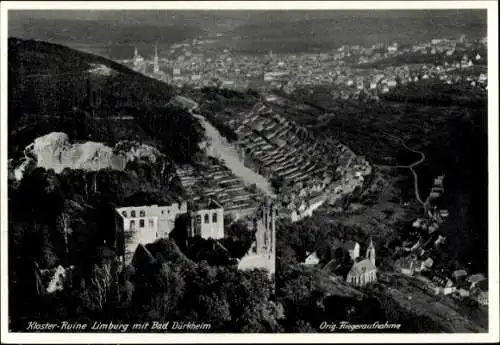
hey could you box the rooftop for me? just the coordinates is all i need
[349,258,376,276]
[467,273,487,284]
[191,198,223,211]
[477,279,488,291]
[344,240,359,250]
[322,258,341,275]
[116,202,187,219]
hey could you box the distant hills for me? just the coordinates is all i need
[228,10,487,54]
[8,10,487,57]
[8,16,203,45]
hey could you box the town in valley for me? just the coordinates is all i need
[5,8,490,334]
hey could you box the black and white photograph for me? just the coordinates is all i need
[1,1,498,343]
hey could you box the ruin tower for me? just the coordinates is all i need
[237,198,276,275]
[255,198,276,257]
[366,237,376,267]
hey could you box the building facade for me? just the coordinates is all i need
[304,251,320,266]
[344,241,360,261]
[238,199,277,275]
[366,238,376,266]
[346,239,377,287]
[346,259,377,287]
[115,198,227,264]
[115,202,188,264]
[189,199,225,240]
[475,291,488,306]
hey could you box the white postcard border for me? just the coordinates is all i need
[0,1,498,343]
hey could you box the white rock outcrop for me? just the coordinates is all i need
[12,132,164,180]
[29,132,126,173]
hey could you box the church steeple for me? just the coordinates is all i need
[366,237,376,266]
[153,44,160,73]
[256,199,275,256]
[133,46,145,72]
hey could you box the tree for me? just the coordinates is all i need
[193,293,232,329]
[150,263,186,321]
[240,300,284,333]
[270,175,286,193]
[57,212,72,257]
[85,264,113,312]
[276,265,334,331]
[290,319,316,332]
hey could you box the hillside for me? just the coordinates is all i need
[8,37,174,112]
[8,38,203,164]
[290,91,487,273]
[7,39,208,330]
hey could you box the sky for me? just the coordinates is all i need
[8,9,487,27]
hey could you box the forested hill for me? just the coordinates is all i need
[8,38,173,115]
[6,39,288,333]
[8,37,202,270]
[8,38,204,328]
[8,38,203,163]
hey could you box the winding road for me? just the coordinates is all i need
[378,132,427,208]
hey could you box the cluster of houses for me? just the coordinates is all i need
[303,239,378,288]
[216,101,372,223]
[393,174,488,306]
[395,175,449,262]
[232,105,335,218]
[404,56,487,90]
[232,104,335,187]
[417,271,488,306]
[125,33,487,104]
[128,46,171,84]
[341,56,486,102]
[395,255,435,276]
[173,93,370,224]
[412,175,449,234]
[393,175,448,280]
[175,162,261,219]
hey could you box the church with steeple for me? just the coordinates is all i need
[153,44,160,74]
[346,238,377,287]
[132,47,146,74]
[130,44,169,81]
